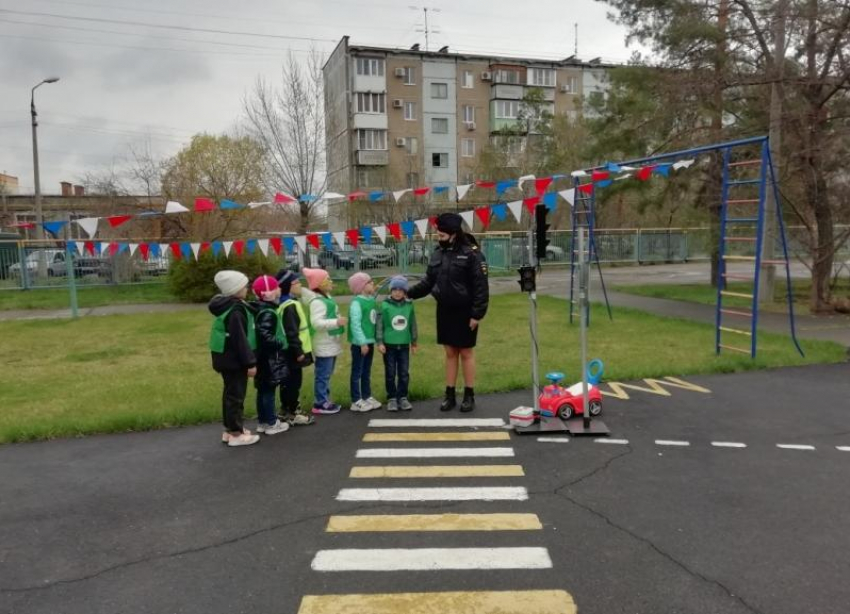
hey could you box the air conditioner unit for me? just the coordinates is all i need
[481,71,492,81]
[395,137,406,147]
[465,121,476,131]
[394,67,406,78]
[559,84,572,93]
[392,99,403,108]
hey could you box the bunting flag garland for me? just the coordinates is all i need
[165,201,189,214]
[274,192,296,204]
[181,243,193,260]
[543,193,558,211]
[139,243,150,261]
[223,241,233,257]
[475,180,496,189]
[201,241,211,255]
[333,231,346,249]
[361,227,373,244]
[220,199,244,210]
[673,158,695,170]
[268,237,280,255]
[475,206,491,229]
[517,174,535,190]
[76,217,99,239]
[83,240,95,256]
[577,183,594,194]
[636,166,655,181]
[246,239,257,255]
[108,242,120,257]
[369,191,384,202]
[400,220,415,238]
[212,241,222,257]
[233,240,245,257]
[257,239,270,257]
[319,192,345,202]
[307,234,320,250]
[43,221,68,235]
[523,195,541,213]
[413,187,430,197]
[429,216,438,229]
[294,235,307,253]
[571,170,589,178]
[321,233,333,249]
[393,189,411,202]
[66,241,79,256]
[558,188,576,207]
[491,203,507,221]
[654,164,672,177]
[387,222,402,241]
[191,242,202,260]
[496,179,516,196]
[347,191,367,202]
[615,173,632,181]
[373,225,387,244]
[107,215,133,228]
[414,218,429,239]
[248,201,271,209]
[459,210,475,230]
[433,186,449,195]
[535,177,553,195]
[194,198,216,212]
[596,179,613,189]
[345,228,360,248]
[283,237,295,253]
[591,170,610,182]
[456,184,472,201]
[507,200,523,223]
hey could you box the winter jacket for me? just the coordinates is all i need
[208,294,257,373]
[408,238,489,320]
[301,287,344,358]
[252,300,289,387]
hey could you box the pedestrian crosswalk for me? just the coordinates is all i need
[296,416,577,614]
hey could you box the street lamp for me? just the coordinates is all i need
[31,77,59,278]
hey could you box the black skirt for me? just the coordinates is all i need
[436,302,479,348]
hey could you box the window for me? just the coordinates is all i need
[355,92,386,114]
[494,100,519,118]
[357,129,387,150]
[562,75,579,93]
[492,135,526,156]
[430,82,448,99]
[495,69,520,84]
[405,137,418,154]
[461,138,475,157]
[461,171,475,184]
[529,68,556,87]
[357,169,373,188]
[463,105,475,124]
[356,57,385,76]
[432,153,448,168]
[404,101,416,121]
[431,117,448,133]
[462,70,474,88]
[403,66,415,85]
[406,172,419,188]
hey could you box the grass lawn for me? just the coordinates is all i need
[0,293,844,444]
[0,283,177,311]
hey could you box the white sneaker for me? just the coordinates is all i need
[287,413,316,426]
[349,399,371,413]
[262,420,290,435]
[227,432,260,447]
[364,396,382,410]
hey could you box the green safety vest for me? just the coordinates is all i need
[257,307,288,349]
[278,298,312,354]
[348,296,377,343]
[310,295,345,337]
[209,304,257,353]
[381,301,414,345]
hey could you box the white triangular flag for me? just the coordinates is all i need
[190,242,201,260]
[459,210,475,230]
[257,239,269,256]
[558,189,576,207]
[294,235,307,253]
[164,201,189,214]
[128,243,139,257]
[517,174,536,190]
[76,241,86,256]
[332,231,346,248]
[223,241,233,257]
[160,243,170,259]
[393,189,411,202]
[373,225,387,244]
[570,170,588,178]
[507,200,523,223]
[414,219,429,239]
[456,184,472,201]
[320,192,346,201]
[614,173,632,181]
[673,158,695,170]
[75,217,99,239]
[620,165,638,172]
[248,201,271,209]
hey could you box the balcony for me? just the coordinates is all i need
[490,84,524,100]
[356,150,389,165]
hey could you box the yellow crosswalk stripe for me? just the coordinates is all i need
[298,590,576,614]
[326,513,542,533]
[349,465,524,479]
[363,432,511,442]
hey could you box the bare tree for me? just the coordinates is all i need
[244,51,327,233]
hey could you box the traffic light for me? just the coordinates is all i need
[535,204,550,260]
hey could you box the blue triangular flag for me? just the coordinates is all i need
[67,241,77,254]
[596,179,613,189]
[433,186,449,194]
[220,199,244,210]
[322,233,333,248]
[246,239,257,254]
[118,243,129,254]
[212,241,222,257]
[43,221,68,235]
[150,243,161,258]
[491,203,507,221]
[93,241,102,255]
[361,227,373,245]
[496,179,516,196]
[369,191,384,202]
[543,193,558,211]
[551,174,567,180]
[606,162,622,173]
[300,194,317,203]
[654,164,672,177]
[180,243,192,260]
[400,220,415,238]
[283,237,295,253]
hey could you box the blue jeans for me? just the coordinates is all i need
[383,344,410,400]
[313,356,336,407]
[256,384,278,426]
[350,344,374,402]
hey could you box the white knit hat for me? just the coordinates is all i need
[214,270,249,297]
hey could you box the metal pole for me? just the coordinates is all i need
[579,227,590,429]
[528,229,540,414]
[65,241,78,318]
[31,86,46,279]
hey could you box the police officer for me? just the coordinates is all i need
[408,212,489,412]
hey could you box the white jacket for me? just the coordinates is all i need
[301,288,344,358]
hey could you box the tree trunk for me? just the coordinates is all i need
[709,0,729,288]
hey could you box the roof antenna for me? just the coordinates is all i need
[410,5,441,51]
[575,22,579,57]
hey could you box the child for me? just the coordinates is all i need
[300,268,347,415]
[276,270,315,426]
[347,272,382,413]
[208,270,260,447]
[377,275,418,412]
[251,275,290,436]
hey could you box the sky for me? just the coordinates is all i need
[0,0,640,195]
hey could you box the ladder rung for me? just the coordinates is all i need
[719,343,752,355]
[727,199,760,204]
[722,273,753,281]
[720,326,753,337]
[726,217,759,223]
[722,255,756,261]
[720,308,753,318]
[728,159,761,167]
[727,179,760,186]
[724,237,757,242]
[721,290,754,299]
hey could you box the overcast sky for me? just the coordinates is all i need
[0,0,640,195]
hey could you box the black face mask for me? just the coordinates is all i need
[438,239,452,249]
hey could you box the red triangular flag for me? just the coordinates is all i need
[108,241,120,257]
[194,198,216,212]
[535,177,553,195]
[475,207,491,229]
[170,243,182,260]
[413,187,430,196]
[523,195,541,213]
[269,237,282,255]
[345,229,360,248]
[306,234,320,249]
[591,170,610,182]
[107,215,133,228]
[636,165,655,181]
[201,241,211,253]
[84,241,95,256]
[347,191,367,202]
[274,192,295,204]
[139,243,150,261]
[233,240,245,256]
[475,180,495,189]
[577,183,594,194]
[429,216,439,228]
[387,222,402,241]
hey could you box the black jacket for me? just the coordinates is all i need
[408,238,489,320]
[252,300,289,387]
[208,295,256,373]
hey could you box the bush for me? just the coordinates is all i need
[168,251,285,302]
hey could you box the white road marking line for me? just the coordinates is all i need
[777,444,815,450]
[596,438,629,445]
[368,418,505,428]
[336,487,529,502]
[537,437,569,443]
[655,439,690,447]
[310,547,552,571]
[711,441,747,448]
[356,447,514,458]
[837,446,850,452]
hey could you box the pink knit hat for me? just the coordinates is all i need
[252,275,279,299]
[347,272,372,295]
[302,267,329,290]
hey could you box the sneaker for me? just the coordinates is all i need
[399,397,413,411]
[349,399,370,413]
[286,413,316,426]
[312,403,341,415]
[227,432,260,447]
[262,420,290,435]
[364,396,383,410]
[221,429,250,443]
[386,398,399,412]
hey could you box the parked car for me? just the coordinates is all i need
[318,247,356,270]
[361,244,395,268]
[139,254,171,276]
[9,250,110,278]
[9,249,63,278]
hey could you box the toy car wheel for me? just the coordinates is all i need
[589,400,603,416]
[558,404,574,420]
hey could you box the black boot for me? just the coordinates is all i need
[439,387,456,412]
[460,387,475,413]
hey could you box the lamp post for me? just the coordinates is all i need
[31,77,60,278]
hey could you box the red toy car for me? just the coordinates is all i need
[538,372,603,420]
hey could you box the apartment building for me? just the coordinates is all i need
[323,36,614,230]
